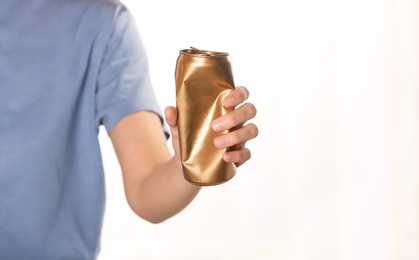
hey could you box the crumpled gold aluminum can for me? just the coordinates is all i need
[175,47,237,186]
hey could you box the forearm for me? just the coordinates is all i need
[128,156,200,223]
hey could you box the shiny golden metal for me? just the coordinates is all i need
[175,47,237,186]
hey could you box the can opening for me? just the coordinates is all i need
[190,47,212,56]
[180,47,229,57]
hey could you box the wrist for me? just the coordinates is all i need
[169,156,201,192]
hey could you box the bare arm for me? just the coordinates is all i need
[109,110,200,224]
[109,86,258,223]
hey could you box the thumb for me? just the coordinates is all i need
[164,106,181,160]
[164,106,178,128]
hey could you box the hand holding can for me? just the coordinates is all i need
[175,47,237,186]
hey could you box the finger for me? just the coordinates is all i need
[164,106,178,127]
[214,123,259,148]
[229,141,245,152]
[164,106,181,159]
[212,103,257,132]
[223,86,250,108]
[223,147,251,167]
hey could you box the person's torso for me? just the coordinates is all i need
[0,1,119,258]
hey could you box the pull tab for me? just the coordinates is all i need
[190,46,212,56]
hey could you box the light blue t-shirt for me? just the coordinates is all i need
[0,0,166,259]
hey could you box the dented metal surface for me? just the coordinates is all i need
[175,47,237,186]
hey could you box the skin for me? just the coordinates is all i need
[109,86,258,223]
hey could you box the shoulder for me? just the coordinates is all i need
[57,0,127,22]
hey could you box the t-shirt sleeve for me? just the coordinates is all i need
[95,4,169,137]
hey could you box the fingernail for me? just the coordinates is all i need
[214,137,226,148]
[212,120,223,131]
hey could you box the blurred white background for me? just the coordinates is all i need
[98,0,419,259]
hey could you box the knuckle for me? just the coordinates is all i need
[237,152,244,162]
[241,86,250,99]
[248,123,259,138]
[234,130,243,145]
[240,148,251,163]
[231,110,240,125]
[245,103,257,118]
[224,132,237,148]
[237,86,249,102]
[246,149,252,161]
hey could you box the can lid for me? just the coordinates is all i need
[180,47,229,57]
